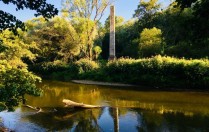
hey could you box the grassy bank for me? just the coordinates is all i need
[30,55,209,89]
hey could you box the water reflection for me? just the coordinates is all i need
[24,108,102,131]
[135,108,209,132]
[0,80,209,131]
[19,107,209,131]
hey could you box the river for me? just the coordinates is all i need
[0,80,209,132]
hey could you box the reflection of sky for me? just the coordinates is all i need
[0,107,140,131]
[0,0,170,24]
[98,107,114,132]
[0,108,46,132]
[119,111,139,132]
[1,106,209,131]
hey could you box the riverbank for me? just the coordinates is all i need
[30,55,209,89]
[72,80,136,87]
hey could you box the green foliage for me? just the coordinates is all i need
[0,28,42,111]
[25,17,81,63]
[175,0,198,9]
[61,0,113,21]
[0,102,7,111]
[0,0,58,34]
[61,0,113,59]
[139,27,164,57]
[74,58,99,74]
[71,17,97,59]
[93,46,102,60]
[155,3,194,48]
[29,61,69,76]
[134,0,161,28]
[104,16,125,31]
[0,61,42,111]
[0,29,35,68]
[105,55,209,88]
[102,19,139,59]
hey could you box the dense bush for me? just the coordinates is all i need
[74,58,99,74]
[32,56,209,89]
[104,55,209,88]
[32,59,100,81]
[29,61,69,76]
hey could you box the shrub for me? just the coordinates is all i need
[105,55,209,88]
[74,58,99,74]
[29,61,69,75]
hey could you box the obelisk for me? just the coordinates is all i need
[109,5,116,60]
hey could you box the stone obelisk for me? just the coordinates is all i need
[109,5,116,60]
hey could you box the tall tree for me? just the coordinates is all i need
[0,0,58,111]
[61,0,114,59]
[134,0,161,28]
[25,17,81,63]
[0,29,42,111]
[175,0,209,43]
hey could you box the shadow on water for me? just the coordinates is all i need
[25,107,103,131]
[22,106,209,132]
[1,80,209,131]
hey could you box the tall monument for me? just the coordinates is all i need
[109,5,116,60]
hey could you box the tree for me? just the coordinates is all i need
[25,17,81,63]
[0,29,42,111]
[62,0,113,22]
[175,0,197,9]
[134,0,161,28]
[102,19,139,59]
[0,0,58,111]
[139,27,164,57]
[0,0,58,34]
[175,0,209,44]
[161,0,209,58]
[0,29,36,68]
[61,0,114,59]
[159,2,194,45]
[104,15,124,31]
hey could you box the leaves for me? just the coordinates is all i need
[0,60,42,111]
[0,29,35,68]
[0,28,41,111]
[139,27,164,57]
[0,0,58,34]
[25,17,81,62]
[62,0,113,21]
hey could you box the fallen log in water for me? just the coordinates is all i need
[63,99,101,108]
[23,105,43,113]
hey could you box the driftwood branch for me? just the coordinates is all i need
[63,99,101,108]
[23,105,43,113]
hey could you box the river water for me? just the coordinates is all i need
[0,80,209,132]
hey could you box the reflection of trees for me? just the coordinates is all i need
[133,108,209,132]
[73,108,104,132]
[25,107,104,131]
[22,81,209,131]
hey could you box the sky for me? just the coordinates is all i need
[0,0,170,24]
